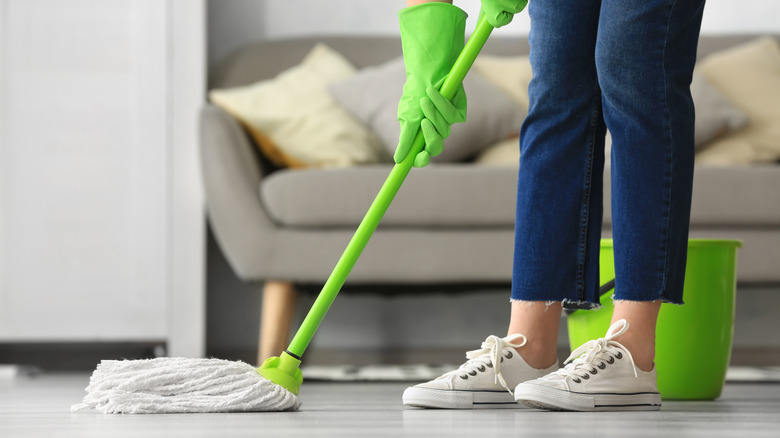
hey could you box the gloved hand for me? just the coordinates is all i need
[480,0,528,28]
[396,2,467,168]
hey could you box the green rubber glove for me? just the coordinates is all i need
[417,86,466,166]
[396,2,467,168]
[480,0,528,28]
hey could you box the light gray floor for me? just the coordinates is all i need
[2,373,779,437]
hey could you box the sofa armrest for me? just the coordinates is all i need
[200,104,278,281]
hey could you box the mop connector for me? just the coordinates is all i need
[258,351,303,395]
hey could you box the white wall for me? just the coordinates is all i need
[208,0,780,70]
[0,0,206,356]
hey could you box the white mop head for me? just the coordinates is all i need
[72,357,301,414]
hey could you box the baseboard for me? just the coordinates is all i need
[3,343,774,372]
[0,342,165,371]
[730,347,780,366]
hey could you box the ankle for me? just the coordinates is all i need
[506,300,563,370]
[627,350,655,373]
[610,301,662,372]
[516,343,558,370]
[612,335,655,372]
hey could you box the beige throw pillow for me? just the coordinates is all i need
[209,43,387,168]
[473,135,520,166]
[472,55,534,110]
[696,37,780,165]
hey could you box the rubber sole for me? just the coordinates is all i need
[514,382,662,412]
[403,386,525,409]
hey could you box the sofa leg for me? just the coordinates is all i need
[258,280,298,365]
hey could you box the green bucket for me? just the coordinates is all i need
[566,239,742,400]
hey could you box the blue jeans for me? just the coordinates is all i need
[511,0,706,306]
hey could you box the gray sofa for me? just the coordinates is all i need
[201,35,780,362]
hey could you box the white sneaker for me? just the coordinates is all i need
[514,319,662,412]
[403,334,559,409]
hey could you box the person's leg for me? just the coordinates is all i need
[514,0,706,412]
[509,0,606,366]
[511,0,606,306]
[600,0,705,370]
[404,0,605,409]
[602,0,704,305]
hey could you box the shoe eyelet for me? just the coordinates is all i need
[486,363,493,368]
[590,368,598,375]
[607,357,615,364]
[598,362,606,370]
[478,365,486,372]
[616,352,623,359]
[500,357,504,363]
[469,370,477,376]
[504,351,513,359]
[460,374,468,380]
[573,378,582,384]
[581,374,590,380]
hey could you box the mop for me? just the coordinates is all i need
[73,14,496,414]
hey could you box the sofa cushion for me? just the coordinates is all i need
[687,165,780,226]
[261,166,519,227]
[262,165,780,228]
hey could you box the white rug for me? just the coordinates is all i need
[725,366,780,382]
[301,365,780,383]
[301,364,458,382]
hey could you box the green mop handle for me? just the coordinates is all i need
[287,17,495,358]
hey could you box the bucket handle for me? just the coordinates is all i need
[563,279,615,315]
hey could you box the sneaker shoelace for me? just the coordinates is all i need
[438,334,527,394]
[549,319,638,385]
